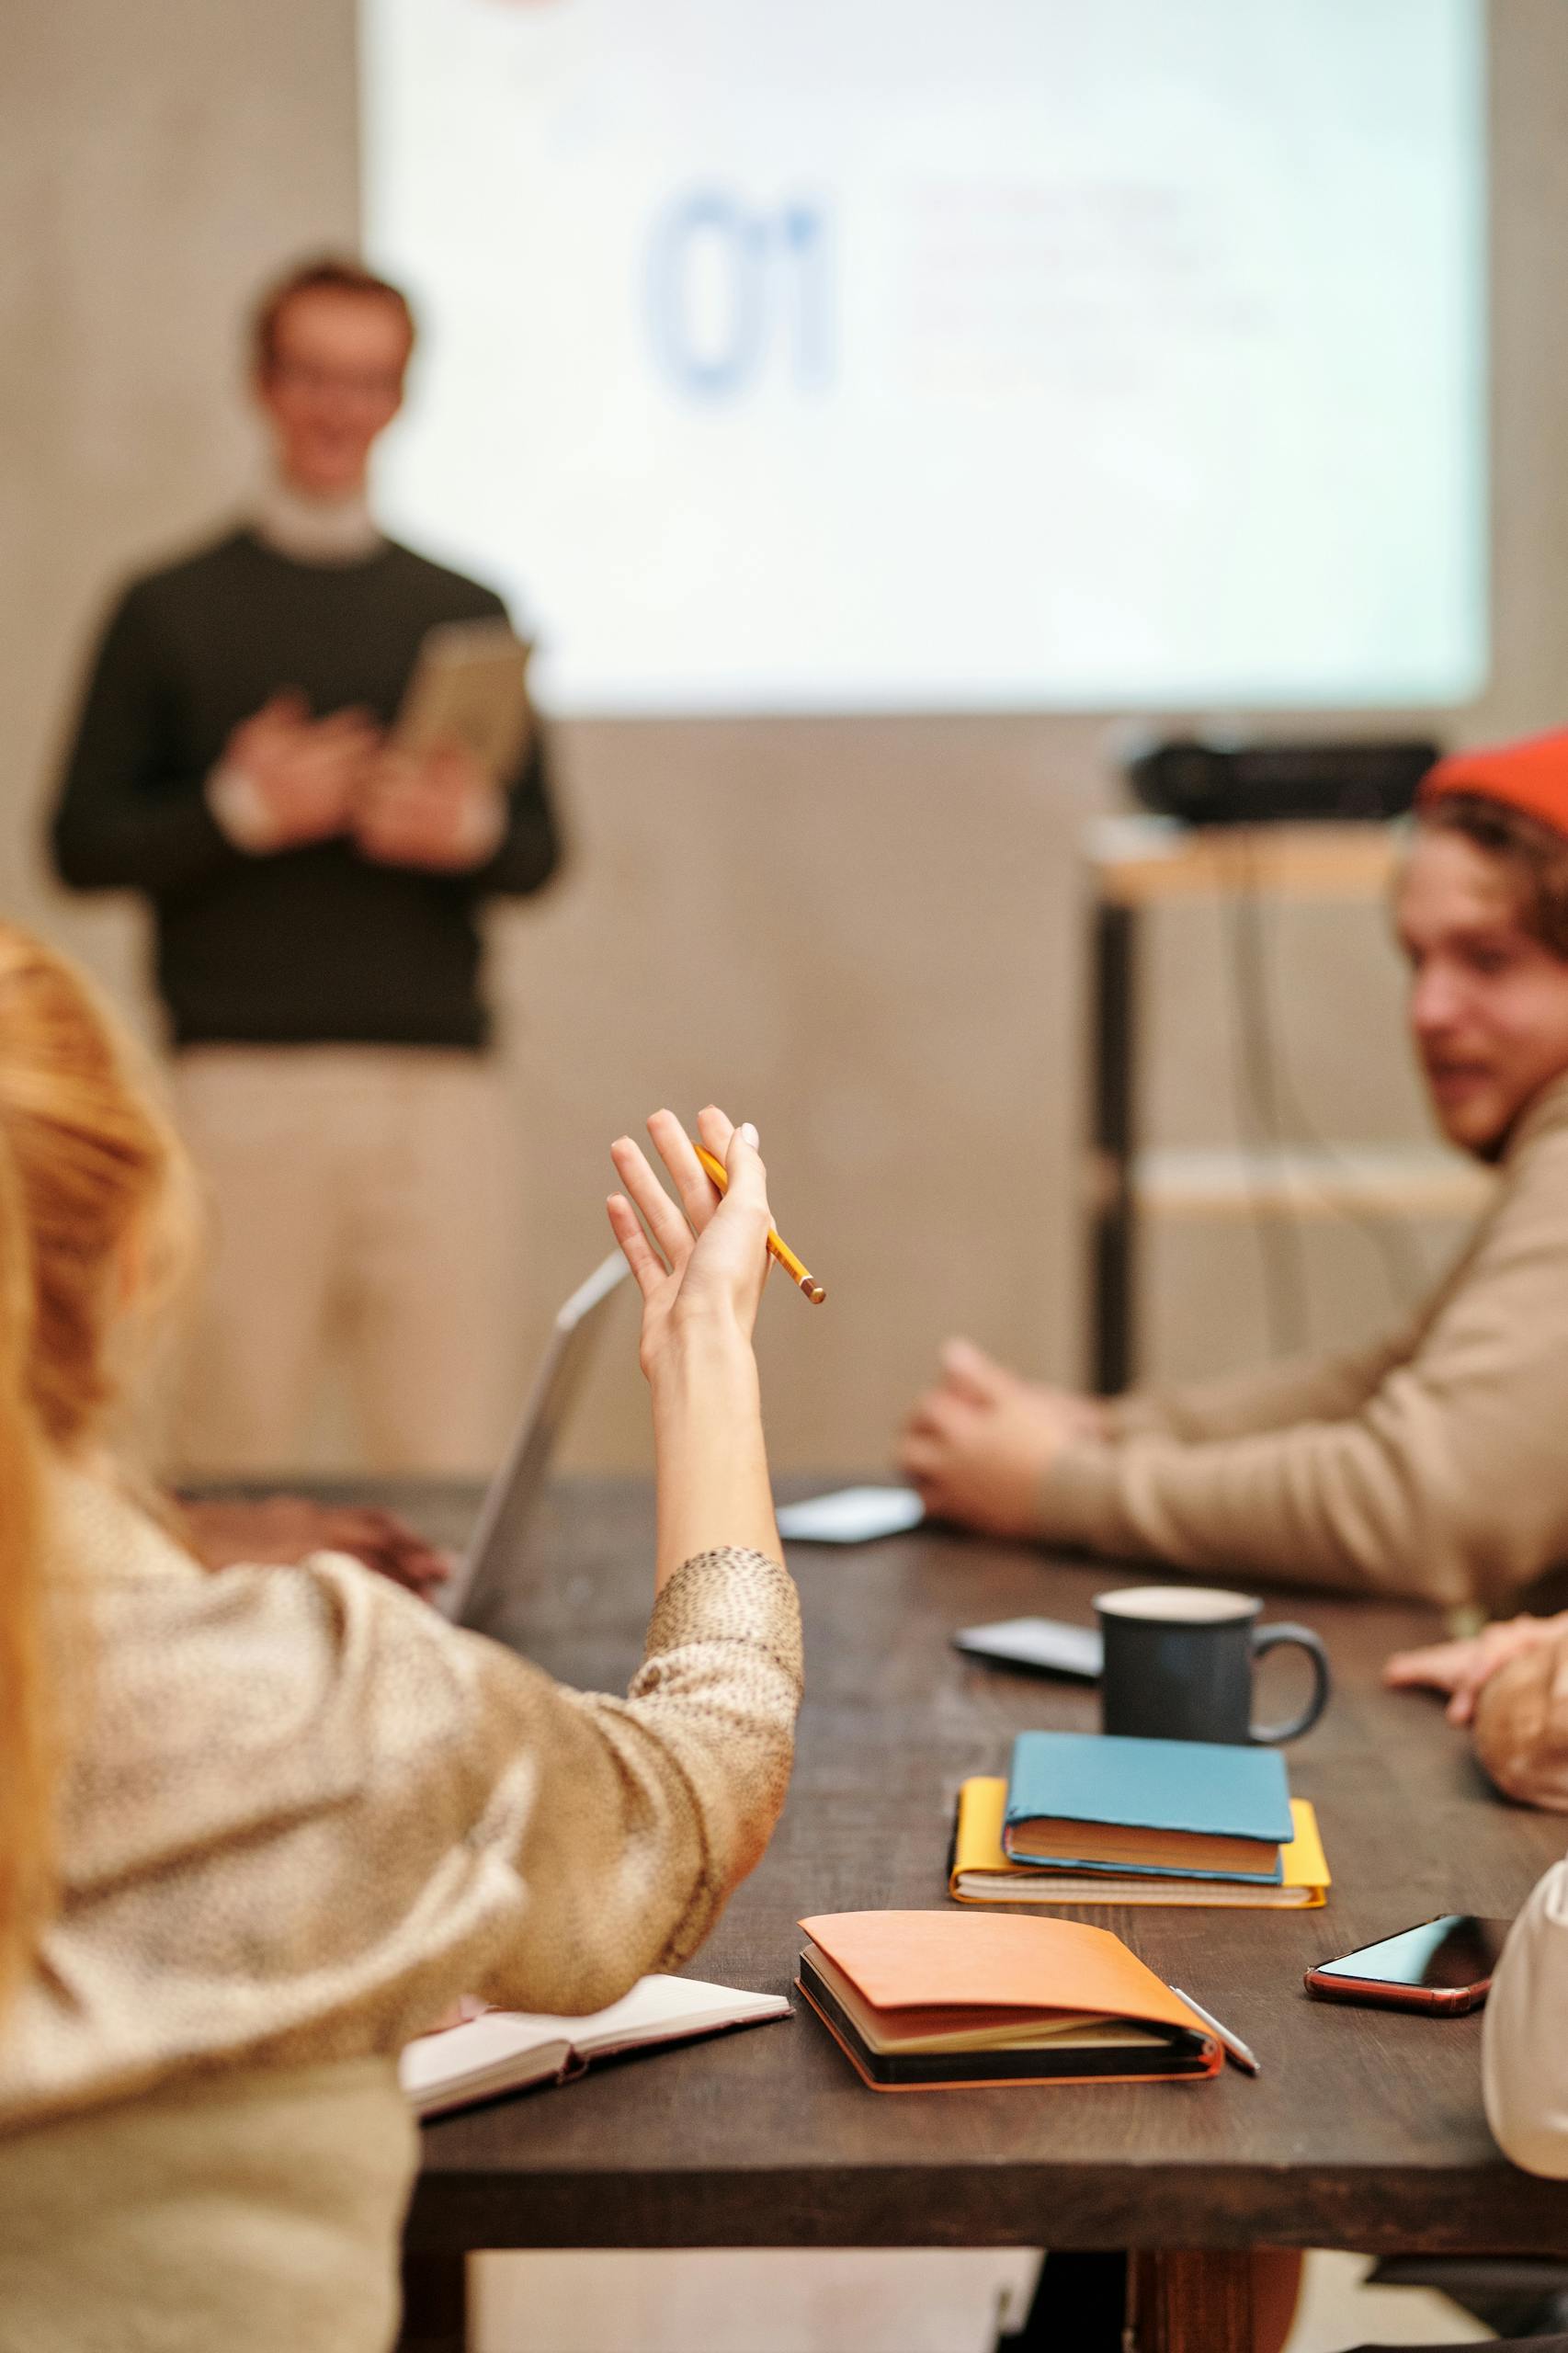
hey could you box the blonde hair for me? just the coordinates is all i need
[0,925,193,2006]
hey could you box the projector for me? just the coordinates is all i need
[1126,736,1441,827]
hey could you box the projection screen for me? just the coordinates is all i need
[362,0,1486,714]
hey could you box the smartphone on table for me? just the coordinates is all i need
[1303,1915,1511,2015]
[952,1617,1103,1679]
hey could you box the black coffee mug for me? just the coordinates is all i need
[1096,1585,1330,1745]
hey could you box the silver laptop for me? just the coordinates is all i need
[437,1251,631,1627]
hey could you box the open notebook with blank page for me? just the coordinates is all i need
[400,1974,790,2119]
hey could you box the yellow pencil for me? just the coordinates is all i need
[694,1142,826,1304]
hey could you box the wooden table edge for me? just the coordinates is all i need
[404,2154,1568,2256]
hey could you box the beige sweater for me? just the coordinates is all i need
[0,1468,801,2352]
[1043,1074,1568,1610]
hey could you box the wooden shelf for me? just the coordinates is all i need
[1087,814,1403,906]
[1085,813,1431,1389]
[1086,1143,1494,1223]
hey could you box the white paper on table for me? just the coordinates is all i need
[775,1487,926,1544]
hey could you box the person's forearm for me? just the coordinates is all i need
[1043,1360,1568,1610]
[1105,1321,1423,1445]
[650,1317,779,1588]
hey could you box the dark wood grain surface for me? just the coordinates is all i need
[381,1478,1568,2260]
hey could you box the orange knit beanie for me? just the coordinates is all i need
[1420,728,1568,841]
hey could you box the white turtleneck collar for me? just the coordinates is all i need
[252,479,385,566]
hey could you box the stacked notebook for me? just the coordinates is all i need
[796,1909,1222,2089]
[949,1732,1329,1910]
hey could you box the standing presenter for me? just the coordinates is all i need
[51,256,561,1475]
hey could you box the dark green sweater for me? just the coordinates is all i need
[51,529,562,1049]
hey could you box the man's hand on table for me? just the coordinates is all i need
[1471,1633,1568,1810]
[898,1338,1109,1539]
[179,1496,452,1601]
[1385,1612,1568,1807]
[1383,1613,1568,1724]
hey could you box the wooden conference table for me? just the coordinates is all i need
[384,1476,1568,2353]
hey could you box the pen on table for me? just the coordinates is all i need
[693,1142,827,1305]
[1169,1987,1259,2076]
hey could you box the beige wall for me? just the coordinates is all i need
[5,1,1568,1473]
[0,0,362,1042]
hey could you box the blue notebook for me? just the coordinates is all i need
[1004,1732,1292,1885]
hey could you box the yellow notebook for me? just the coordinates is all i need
[950,1779,1329,1909]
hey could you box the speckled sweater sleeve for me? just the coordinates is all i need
[460,1547,804,2017]
[0,1490,801,2136]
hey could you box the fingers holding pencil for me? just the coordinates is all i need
[693,1108,778,1247]
[607,1104,825,1365]
[642,1106,772,1253]
[696,1104,735,1168]
[691,1133,825,1305]
[608,1108,777,1370]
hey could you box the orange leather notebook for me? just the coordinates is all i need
[796,1909,1221,2091]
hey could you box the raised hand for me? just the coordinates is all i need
[607,1107,771,1379]
[606,1107,779,1587]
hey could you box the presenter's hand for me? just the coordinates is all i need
[900,1342,1092,1540]
[608,1108,771,1381]
[223,693,377,847]
[1384,1612,1568,1725]
[354,743,506,871]
[1471,1630,1568,1810]
[177,1495,452,1600]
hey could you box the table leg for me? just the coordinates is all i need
[396,2249,466,2353]
[1130,2248,1256,2353]
[1090,897,1138,1394]
[1002,2248,1126,2346]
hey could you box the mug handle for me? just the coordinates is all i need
[1249,1623,1331,1743]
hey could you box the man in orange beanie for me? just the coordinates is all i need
[901,730,1568,1612]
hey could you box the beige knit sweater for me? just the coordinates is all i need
[0,1467,801,2352]
[1043,1073,1568,1610]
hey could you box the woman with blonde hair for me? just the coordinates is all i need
[0,922,801,2353]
